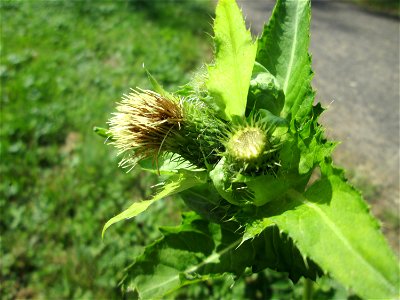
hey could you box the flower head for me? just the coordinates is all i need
[108,89,183,169]
[223,113,283,175]
[108,89,227,170]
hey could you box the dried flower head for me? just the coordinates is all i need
[108,89,227,170]
[108,89,183,169]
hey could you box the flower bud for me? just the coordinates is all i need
[223,113,282,175]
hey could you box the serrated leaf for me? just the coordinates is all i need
[207,0,257,120]
[123,212,321,299]
[244,167,400,299]
[102,170,207,238]
[296,105,336,174]
[250,225,322,283]
[122,212,246,299]
[256,0,313,120]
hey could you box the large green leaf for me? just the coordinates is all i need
[102,170,207,237]
[122,213,246,299]
[122,212,321,299]
[243,166,400,299]
[256,0,313,120]
[295,104,336,174]
[207,0,257,120]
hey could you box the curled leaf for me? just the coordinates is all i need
[102,170,207,238]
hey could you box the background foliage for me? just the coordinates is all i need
[0,1,213,298]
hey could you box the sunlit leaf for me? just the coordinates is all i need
[102,170,207,237]
[244,164,400,299]
[207,0,257,120]
[256,0,313,120]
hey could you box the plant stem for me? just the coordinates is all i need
[303,278,314,300]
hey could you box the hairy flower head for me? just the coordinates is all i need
[108,89,183,169]
[108,89,227,170]
[227,127,267,161]
[223,113,283,175]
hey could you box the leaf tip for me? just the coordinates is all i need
[101,225,108,240]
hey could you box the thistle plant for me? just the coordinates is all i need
[95,0,400,299]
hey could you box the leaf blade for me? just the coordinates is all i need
[256,0,313,119]
[245,171,400,299]
[123,213,245,299]
[207,0,257,120]
[123,212,321,298]
[101,170,207,237]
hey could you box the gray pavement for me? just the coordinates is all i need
[238,0,399,209]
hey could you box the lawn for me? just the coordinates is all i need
[0,1,213,298]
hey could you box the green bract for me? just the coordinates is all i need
[95,0,400,299]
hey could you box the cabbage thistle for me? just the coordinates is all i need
[94,0,400,299]
[105,86,287,206]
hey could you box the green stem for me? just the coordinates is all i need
[303,278,313,300]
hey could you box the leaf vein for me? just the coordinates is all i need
[288,189,395,293]
[283,1,299,93]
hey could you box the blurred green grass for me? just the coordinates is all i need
[0,1,213,298]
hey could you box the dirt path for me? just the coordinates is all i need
[238,0,399,251]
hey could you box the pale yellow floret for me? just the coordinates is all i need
[107,89,182,170]
[227,127,267,160]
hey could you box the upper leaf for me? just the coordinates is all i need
[256,0,313,120]
[207,0,257,120]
